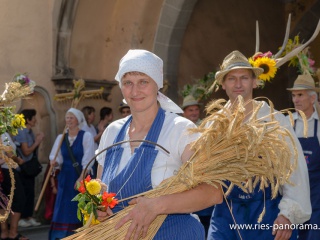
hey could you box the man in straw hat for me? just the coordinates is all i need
[118,102,131,118]
[207,50,311,240]
[182,95,202,126]
[287,72,320,240]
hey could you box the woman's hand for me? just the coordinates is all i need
[74,176,83,190]
[115,197,159,240]
[50,160,59,167]
[95,179,107,192]
[97,208,113,221]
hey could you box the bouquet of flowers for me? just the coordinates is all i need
[72,175,118,228]
[0,108,25,136]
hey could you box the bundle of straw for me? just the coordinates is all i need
[64,97,299,240]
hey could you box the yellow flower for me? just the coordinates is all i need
[11,114,26,128]
[86,180,101,195]
[82,211,100,225]
[249,57,277,82]
[91,217,100,225]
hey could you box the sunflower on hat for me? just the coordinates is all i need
[248,51,277,82]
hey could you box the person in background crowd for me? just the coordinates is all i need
[48,108,95,240]
[0,132,29,240]
[96,107,113,143]
[81,106,100,178]
[14,109,44,228]
[118,102,131,118]
[182,95,202,126]
[96,49,222,239]
[287,72,320,240]
[207,50,311,240]
[43,163,59,222]
[81,106,99,150]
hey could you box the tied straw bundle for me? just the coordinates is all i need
[64,96,302,240]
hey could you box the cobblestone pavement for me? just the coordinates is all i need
[19,224,50,240]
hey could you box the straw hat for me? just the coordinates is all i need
[287,72,320,92]
[182,95,201,109]
[215,50,264,84]
[118,102,130,111]
[287,71,320,117]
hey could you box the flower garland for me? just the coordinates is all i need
[280,35,316,74]
[72,175,118,227]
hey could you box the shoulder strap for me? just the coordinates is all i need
[64,133,81,176]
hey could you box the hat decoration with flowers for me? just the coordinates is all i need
[211,14,320,91]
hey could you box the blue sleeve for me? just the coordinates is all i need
[14,129,28,144]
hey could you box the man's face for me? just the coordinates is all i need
[221,69,257,103]
[291,90,315,114]
[120,107,131,117]
[183,105,200,123]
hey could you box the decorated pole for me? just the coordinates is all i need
[0,73,35,222]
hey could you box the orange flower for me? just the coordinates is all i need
[77,175,91,193]
[101,192,118,209]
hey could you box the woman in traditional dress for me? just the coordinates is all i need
[49,108,95,240]
[96,49,222,240]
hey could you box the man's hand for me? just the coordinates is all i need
[115,197,159,240]
[272,215,292,240]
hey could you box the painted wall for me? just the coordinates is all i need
[0,0,55,163]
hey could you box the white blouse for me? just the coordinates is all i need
[49,131,95,169]
[97,111,199,188]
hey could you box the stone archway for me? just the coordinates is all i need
[153,0,198,102]
[52,0,117,102]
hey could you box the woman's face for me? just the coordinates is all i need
[121,73,158,113]
[87,111,95,124]
[27,115,37,127]
[65,112,79,130]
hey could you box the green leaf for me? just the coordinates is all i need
[93,205,98,219]
[77,208,82,221]
[71,193,82,201]
[86,202,93,214]
[78,201,86,210]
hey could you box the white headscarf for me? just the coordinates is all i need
[115,49,183,113]
[67,108,87,129]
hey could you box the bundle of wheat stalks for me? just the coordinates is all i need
[0,144,18,222]
[64,97,301,240]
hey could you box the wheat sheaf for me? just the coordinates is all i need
[64,96,301,240]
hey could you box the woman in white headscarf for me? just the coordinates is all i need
[96,50,222,240]
[49,108,95,240]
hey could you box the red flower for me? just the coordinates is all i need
[77,175,91,193]
[101,192,118,209]
[253,51,273,60]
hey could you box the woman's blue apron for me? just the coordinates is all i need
[295,119,320,240]
[49,130,84,240]
[102,108,205,240]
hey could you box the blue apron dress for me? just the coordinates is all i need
[295,119,320,240]
[102,108,205,239]
[49,131,84,240]
[208,181,297,240]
